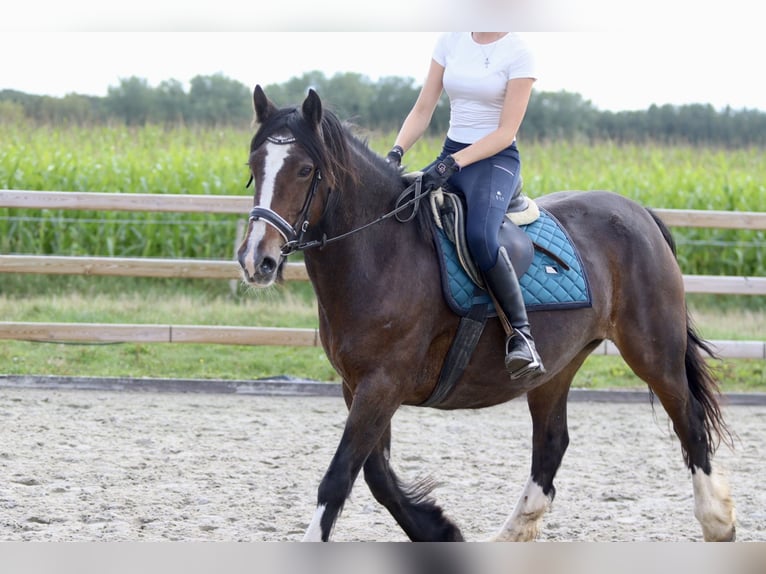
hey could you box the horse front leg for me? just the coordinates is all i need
[363,423,464,541]
[303,380,401,542]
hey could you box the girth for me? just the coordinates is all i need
[419,183,540,408]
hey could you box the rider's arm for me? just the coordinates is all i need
[392,59,445,154]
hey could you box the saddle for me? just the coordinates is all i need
[408,175,592,408]
[429,183,538,288]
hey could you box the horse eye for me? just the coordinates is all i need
[298,166,313,178]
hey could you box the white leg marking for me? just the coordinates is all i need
[692,465,736,541]
[487,476,551,542]
[302,504,327,542]
[242,142,291,278]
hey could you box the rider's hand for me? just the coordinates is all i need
[421,155,461,191]
[385,145,404,168]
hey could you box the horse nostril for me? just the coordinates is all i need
[259,257,277,276]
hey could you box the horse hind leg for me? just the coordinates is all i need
[672,386,735,542]
[691,451,736,541]
[685,329,736,541]
[363,424,464,541]
[616,317,736,541]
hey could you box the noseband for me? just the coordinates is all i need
[247,132,428,257]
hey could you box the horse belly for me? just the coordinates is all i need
[429,323,546,409]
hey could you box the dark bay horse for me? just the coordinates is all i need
[237,85,735,542]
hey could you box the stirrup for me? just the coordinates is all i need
[504,331,545,380]
[506,357,544,380]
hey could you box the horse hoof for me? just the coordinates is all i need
[719,525,736,542]
[703,523,736,542]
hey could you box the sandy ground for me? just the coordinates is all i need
[0,387,763,542]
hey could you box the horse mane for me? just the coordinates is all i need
[251,103,403,192]
[250,99,431,244]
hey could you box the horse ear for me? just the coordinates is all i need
[253,85,277,124]
[301,88,323,130]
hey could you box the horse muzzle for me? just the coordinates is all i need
[237,249,283,286]
[237,209,292,286]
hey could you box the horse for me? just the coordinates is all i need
[236,85,736,542]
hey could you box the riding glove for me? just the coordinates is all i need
[421,155,461,191]
[385,145,404,167]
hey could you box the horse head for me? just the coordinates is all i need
[238,85,343,286]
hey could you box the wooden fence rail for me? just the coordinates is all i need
[0,255,764,295]
[0,321,762,360]
[1,189,764,360]
[3,189,766,229]
[0,190,250,214]
[0,322,318,347]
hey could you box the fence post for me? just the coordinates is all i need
[230,219,245,296]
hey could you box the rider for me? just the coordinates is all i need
[386,32,544,380]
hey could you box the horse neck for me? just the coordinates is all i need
[338,147,404,223]
[321,143,407,239]
[304,153,423,296]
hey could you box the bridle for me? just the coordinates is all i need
[246,133,429,257]
[247,134,324,256]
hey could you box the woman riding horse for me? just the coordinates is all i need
[387,32,544,380]
[237,85,735,543]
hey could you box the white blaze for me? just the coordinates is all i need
[242,142,292,277]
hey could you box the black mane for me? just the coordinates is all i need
[248,98,425,242]
[250,103,404,192]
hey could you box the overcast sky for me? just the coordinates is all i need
[2,2,764,113]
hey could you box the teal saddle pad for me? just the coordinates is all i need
[432,208,592,316]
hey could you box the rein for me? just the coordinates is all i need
[248,136,428,256]
[282,177,427,255]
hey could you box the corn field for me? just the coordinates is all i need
[1,122,764,276]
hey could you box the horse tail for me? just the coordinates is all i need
[646,208,734,455]
[685,321,734,454]
[646,207,677,255]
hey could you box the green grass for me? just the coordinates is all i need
[0,123,247,259]
[0,284,762,392]
[0,282,337,383]
[1,123,765,275]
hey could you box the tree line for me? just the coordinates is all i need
[2,71,765,146]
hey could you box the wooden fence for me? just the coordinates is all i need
[1,189,764,360]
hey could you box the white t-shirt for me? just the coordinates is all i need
[432,32,537,143]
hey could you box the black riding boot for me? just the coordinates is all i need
[484,247,545,380]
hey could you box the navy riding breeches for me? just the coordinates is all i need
[433,137,522,272]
